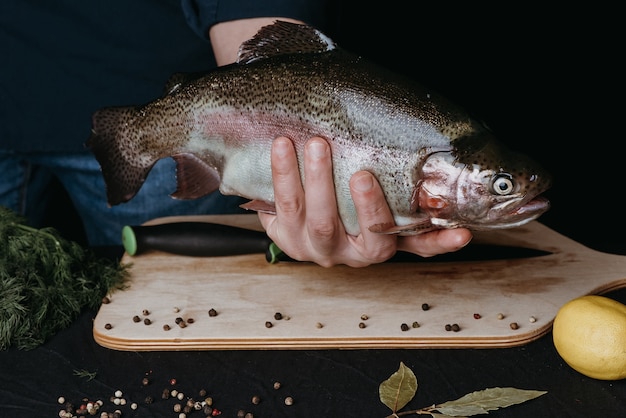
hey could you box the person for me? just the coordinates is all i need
[0,0,471,267]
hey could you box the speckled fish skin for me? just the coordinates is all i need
[87,21,551,236]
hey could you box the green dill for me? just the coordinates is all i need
[73,368,98,381]
[0,206,129,350]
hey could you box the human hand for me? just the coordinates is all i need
[257,137,472,267]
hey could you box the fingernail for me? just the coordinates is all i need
[307,140,326,159]
[352,172,374,192]
[273,137,291,157]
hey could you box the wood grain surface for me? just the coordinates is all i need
[93,215,626,350]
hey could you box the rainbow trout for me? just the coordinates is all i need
[87,21,551,235]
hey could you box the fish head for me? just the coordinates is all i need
[415,135,552,230]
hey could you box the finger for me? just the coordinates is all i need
[303,137,342,253]
[260,137,306,255]
[397,228,473,257]
[349,171,397,262]
[269,136,304,224]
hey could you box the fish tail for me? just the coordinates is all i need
[86,107,157,206]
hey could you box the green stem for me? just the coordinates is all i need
[14,222,61,246]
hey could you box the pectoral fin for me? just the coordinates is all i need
[171,154,221,199]
[239,200,277,214]
[368,219,440,235]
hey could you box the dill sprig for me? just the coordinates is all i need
[0,206,129,350]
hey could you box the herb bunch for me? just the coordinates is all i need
[0,206,129,350]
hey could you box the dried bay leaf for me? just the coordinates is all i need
[434,387,547,416]
[379,361,418,412]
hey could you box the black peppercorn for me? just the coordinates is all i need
[208,308,218,317]
[451,323,460,332]
[445,324,452,331]
[421,303,430,311]
[274,312,283,320]
[400,323,409,331]
[265,321,273,328]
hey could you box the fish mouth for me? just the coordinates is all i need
[512,195,551,217]
[485,195,551,229]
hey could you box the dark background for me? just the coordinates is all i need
[12,3,625,418]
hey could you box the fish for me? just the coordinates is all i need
[86,20,551,236]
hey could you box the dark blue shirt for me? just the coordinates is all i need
[0,0,329,152]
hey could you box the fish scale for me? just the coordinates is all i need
[87,20,551,236]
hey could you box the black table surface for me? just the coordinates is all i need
[2,291,626,418]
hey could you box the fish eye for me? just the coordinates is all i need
[491,174,514,195]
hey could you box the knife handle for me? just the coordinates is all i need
[122,222,272,257]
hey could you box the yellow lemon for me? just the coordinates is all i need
[553,295,626,380]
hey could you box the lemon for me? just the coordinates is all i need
[553,295,626,380]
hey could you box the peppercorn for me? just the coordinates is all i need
[133,315,141,323]
[175,317,184,324]
[163,324,171,331]
[186,317,194,324]
[451,323,460,332]
[274,312,283,320]
[510,322,519,330]
[360,314,369,320]
[245,413,254,418]
[273,381,281,390]
[208,308,218,317]
[358,322,366,329]
[316,322,323,328]
[142,377,150,386]
[284,396,294,406]
[178,321,187,328]
[143,318,151,325]
[497,313,505,320]
[473,313,481,319]
[162,389,171,399]
[265,321,273,328]
[142,309,150,316]
[251,395,261,404]
[529,316,537,323]
[412,321,420,328]
[237,410,245,418]
[104,323,112,330]
[144,396,153,404]
[445,324,452,331]
[199,389,207,397]
[421,303,430,311]
[400,323,409,331]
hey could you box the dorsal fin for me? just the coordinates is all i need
[237,20,336,64]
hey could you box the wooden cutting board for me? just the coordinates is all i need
[93,215,626,350]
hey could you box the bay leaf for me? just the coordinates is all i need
[379,361,418,412]
[434,387,547,416]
